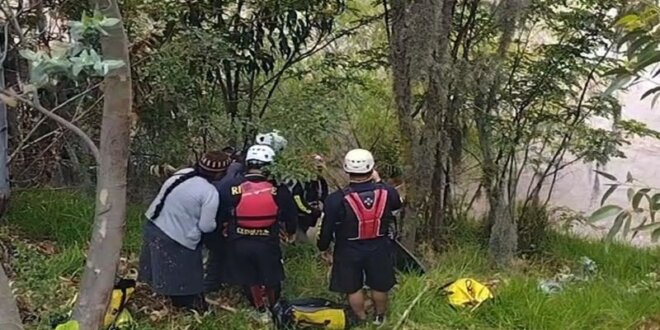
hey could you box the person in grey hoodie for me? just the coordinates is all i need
[139,151,231,311]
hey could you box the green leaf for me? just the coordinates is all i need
[99,17,120,27]
[633,188,651,210]
[72,63,84,77]
[632,221,660,232]
[19,49,38,61]
[54,320,79,330]
[617,30,646,50]
[594,170,617,181]
[607,211,628,240]
[641,86,660,100]
[601,184,619,206]
[652,228,660,243]
[603,75,632,96]
[93,61,104,76]
[589,205,623,223]
[626,171,634,182]
[615,14,640,27]
[94,25,109,36]
[634,52,660,72]
[102,60,125,71]
[627,35,653,59]
[652,93,660,109]
[623,213,632,238]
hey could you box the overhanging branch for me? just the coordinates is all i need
[7,91,101,165]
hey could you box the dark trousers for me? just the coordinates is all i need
[169,293,208,311]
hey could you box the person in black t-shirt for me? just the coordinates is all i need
[317,149,402,327]
[292,154,329,242]
[217,144,297,324]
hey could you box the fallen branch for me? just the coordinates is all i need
[393,281,433,330]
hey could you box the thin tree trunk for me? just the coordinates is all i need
[0,24,10,217]
[71,0,132,328]
[0,265,22,330]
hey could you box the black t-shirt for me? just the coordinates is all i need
[318,181,402,251]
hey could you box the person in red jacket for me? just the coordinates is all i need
[218,144,297,324]
[317,149,402,327]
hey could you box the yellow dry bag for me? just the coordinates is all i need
[54,278,135,330]
[442,278,493,310]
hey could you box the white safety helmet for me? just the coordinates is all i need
[343,149,375,174]
[245,144,276,165]
[255,130,288,153]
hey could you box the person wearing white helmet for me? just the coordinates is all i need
[216,144,297,324]
[255,130,288,153]
[317,148,402,327]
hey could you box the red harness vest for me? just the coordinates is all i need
[343,188,389,240]
[235,181,278,229]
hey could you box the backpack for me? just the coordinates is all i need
[342,187,389,240]
[234,180,278,231]
[273,298,356,330]
[53,278,136,330]
[440,278,493,310]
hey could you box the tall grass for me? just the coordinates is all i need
[3,189,660,329]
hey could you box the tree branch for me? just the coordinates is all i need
[8,92,100,165]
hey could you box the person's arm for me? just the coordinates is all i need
[276,184,298,235]
[198,187,220,233]
[292,182,320,217]
[318,193,340,252]
[319,177,329,201]
[386,184,403,211]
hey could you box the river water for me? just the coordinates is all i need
[528,79,660,246]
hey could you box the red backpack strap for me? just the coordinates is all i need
[344,188,389,240]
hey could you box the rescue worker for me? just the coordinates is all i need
[292,154,328,242]
[203,146,245,292]
[139,151,231,311]
[317,149,402,326]
[218,144,297,324]
[255,130,287,153]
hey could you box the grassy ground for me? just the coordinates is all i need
[1,189,660,329]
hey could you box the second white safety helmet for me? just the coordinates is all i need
[255,130,288,153]
[343,149,375,174]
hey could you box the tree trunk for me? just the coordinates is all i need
[389,0,419,249]
[0,34,10,217]
[0,266,22,330]
[487,185,517,267]
[71,1,132,328]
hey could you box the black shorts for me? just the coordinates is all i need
[226,238,284,286]
[329,238,396,294]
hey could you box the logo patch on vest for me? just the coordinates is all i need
[344,188,389,240]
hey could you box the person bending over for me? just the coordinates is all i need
[218,144,297,324]
[139,151,230,311]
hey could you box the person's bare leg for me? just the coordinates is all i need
[371,290,388,315]
[347,290,367,320]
